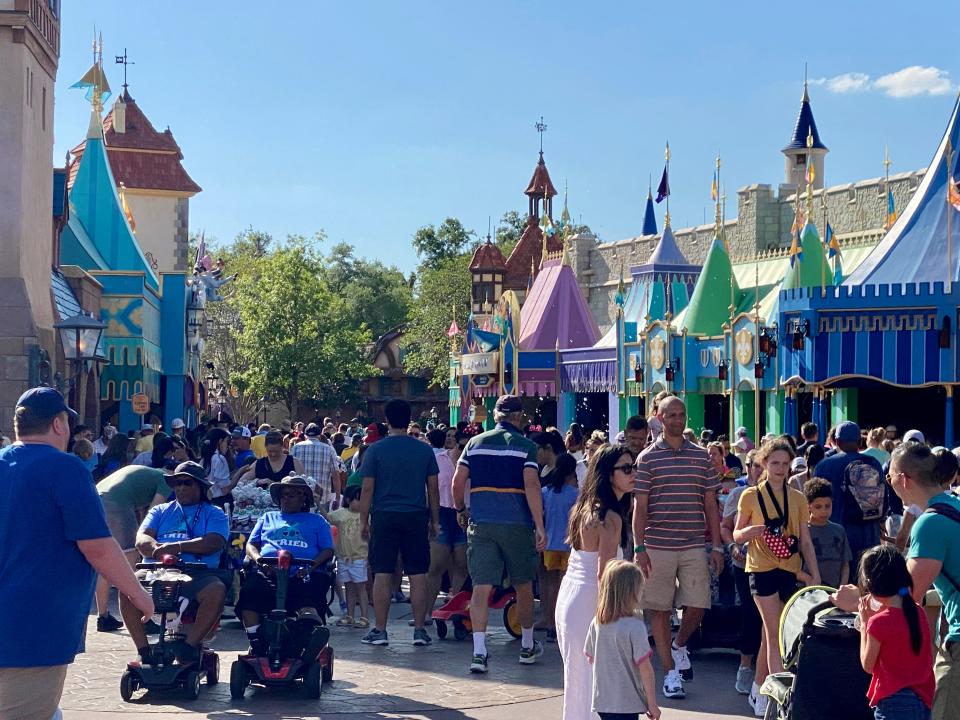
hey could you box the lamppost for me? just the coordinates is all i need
[53,313,107,422]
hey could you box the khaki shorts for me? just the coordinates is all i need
[933,640,960,720]
[0,664,68,720]
[640,547,711,611]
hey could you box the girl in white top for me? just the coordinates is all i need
[584,560,660,720]
[201,429,232,505]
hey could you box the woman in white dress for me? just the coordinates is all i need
[555,443,636,720]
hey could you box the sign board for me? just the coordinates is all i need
[461,352,498,376]
[473,374,492,387]
[468,404,488,423]
[131,393,150,416]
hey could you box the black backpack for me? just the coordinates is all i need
[841,459,885,524]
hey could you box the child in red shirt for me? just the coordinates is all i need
[857,545,935,720]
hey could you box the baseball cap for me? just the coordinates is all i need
[231,425,251,438]
[835,421,860,443]
[790,457,807,472]
[364,422,382,444]
[903,429,926,444]
[736,426,748,436]
[171,418,185,429]
[305,423,322,437]
[141,423,154,432]
[15,387,77,423]
[494,394,523,413]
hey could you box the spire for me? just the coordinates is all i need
[642,188,658,236]
[784,79,827,152]
[783,221,833,290]
[683,236,740,336]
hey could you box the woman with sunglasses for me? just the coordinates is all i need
[554,444,635,720]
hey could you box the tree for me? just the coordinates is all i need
[403,253,472,390]
[232,239,375,418]
[321,242,413,340]
[412,218,475,271]
[495,210,528,257]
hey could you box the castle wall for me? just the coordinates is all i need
[576,170,925,334]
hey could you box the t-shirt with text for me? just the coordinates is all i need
[250,510,333,572]
[140,501,230,568]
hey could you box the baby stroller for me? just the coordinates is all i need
[760,586,871,720]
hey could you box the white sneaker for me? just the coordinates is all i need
[749,688,768,717]
[671,642,693,681]
[662,669,685,699]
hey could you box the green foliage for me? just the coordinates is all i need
[412,217,475,271]
[320,242,413,340]
[495,210,527,257]
[403,253,471,390]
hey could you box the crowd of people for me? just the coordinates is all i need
[2,383,960,720]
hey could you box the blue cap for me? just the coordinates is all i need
[835,421,860,443]
[16,387,78,423]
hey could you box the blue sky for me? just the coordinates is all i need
[54,2,958,274]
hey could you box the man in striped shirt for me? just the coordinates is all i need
[452,394,546,674]
[632,395,724,700]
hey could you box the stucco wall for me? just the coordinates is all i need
[124,192,180,273]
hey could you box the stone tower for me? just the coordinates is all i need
[0,1,60,428]
[782,81,828,190]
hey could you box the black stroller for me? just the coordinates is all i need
[760,586,872,720]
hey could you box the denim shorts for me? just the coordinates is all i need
[436,506,467,547]
[874,688,930,720]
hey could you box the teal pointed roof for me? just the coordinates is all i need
[66,108,159,290]
[783,222,834,290]
[683,235,741,336]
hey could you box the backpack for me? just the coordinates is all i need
[841,459,885,524]
[924,502,960,592]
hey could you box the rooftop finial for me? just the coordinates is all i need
[535,116,547,157]
[803,62,809,101]
[114,47,134,93]
[805,128,815,218]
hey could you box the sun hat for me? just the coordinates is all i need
[171,418,185,429]
[268,475,315,509]
[165,461,213,491]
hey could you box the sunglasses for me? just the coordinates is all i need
[612,464,636,475]
[170,479,196,487]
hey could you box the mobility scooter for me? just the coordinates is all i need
[230,551,334,699]
[120,556,222,701]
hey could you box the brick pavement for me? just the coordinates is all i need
[61,601,753,719]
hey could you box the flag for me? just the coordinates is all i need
[614,266,626,308]
[655,165,670,204]
[539,211,555,237]
[70,62,111,105]
[446,319,459,338]
[790,207,805,234]
[788,230,803,268]
[825,222,840,259]
[806,160,815,186]
[833,255,844,285]
[886,188,897,227]
[710,171,718,202]
[949,176,960,212]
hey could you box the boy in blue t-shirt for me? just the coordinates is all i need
[539,454,580,639]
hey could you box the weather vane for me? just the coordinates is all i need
[115,48,134,91]
[535,116,547,154]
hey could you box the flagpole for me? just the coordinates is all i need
[665,141,671,227]
[884,146,891,230]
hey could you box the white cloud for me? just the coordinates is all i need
[825,72,871,94]
[873,66,953,98]
[808,66,955,99]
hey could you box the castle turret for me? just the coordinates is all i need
[782,81,828,190]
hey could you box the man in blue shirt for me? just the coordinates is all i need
[0,388,154,720]
[121,461,229,663]
[810,420,884,565]
[452,394,547,674]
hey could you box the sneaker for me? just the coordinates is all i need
[671,642,693,682]
[469,653,489,673]
[749,688,768,717]
[96,613,123,632]
[412,627,432,646]
[360,628,389,646]
[518,639,544,665]
[662,669,685,699]
[391,591,407,603]
[735,666,754,695]
[143,619,162,635]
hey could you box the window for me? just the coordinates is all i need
[41,86,46,130]
[796,154,806,165]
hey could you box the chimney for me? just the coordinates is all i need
[113,97,126,134]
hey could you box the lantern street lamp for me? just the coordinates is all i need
[54,313,107,389]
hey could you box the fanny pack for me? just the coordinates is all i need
[757,483,799,559]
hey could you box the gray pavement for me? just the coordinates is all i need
[61,598,755,719]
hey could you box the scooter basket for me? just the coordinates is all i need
[150,581,184,613]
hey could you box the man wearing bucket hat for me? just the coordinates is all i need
[0,388,155,720]
[236,476,335,652]
[120,461,230,664]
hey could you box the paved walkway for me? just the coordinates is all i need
[61,600,754,719]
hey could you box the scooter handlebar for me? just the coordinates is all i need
[257,556,314,568]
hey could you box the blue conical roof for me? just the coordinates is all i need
[846,93,960,286]
[642,190,658,236]
[783,84,827,152]
[645,224,691,268]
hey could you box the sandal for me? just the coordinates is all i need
[336,615,354,627]
[353,617,370,629]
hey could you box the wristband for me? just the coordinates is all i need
[634,544,646,554]
[456,507,468,514]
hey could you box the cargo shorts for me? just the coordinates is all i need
[466,521,538,587]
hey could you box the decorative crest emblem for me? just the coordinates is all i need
[650,337,666,370]
[735,329,754,366]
